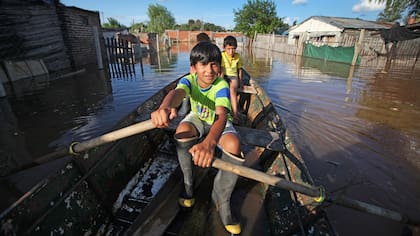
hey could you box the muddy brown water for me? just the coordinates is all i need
[1,44,419,236]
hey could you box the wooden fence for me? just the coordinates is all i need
[105,38,136,78]
[252,33,420,69]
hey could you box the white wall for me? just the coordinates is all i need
[288,18,343,45]
[290,18,342,34]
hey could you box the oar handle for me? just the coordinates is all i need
[72,119,156,153]
[33,120,156,165]
[212,158,323,198]
[212,158,420,227]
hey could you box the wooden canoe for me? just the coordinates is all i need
[0,70,335,235]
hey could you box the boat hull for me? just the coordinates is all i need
[0,71,335,236]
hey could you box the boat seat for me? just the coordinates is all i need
[238,85,257,94]
[235,126,285,152]
[164,122,284,152]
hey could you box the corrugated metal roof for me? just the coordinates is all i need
[309,16,391,30]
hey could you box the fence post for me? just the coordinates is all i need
[352,29,365,66]
[411,46,420,71]
[297,33,306,56]
[384,41,397,72]
[156,34,160,52]
[253,31,257,48]
[177,30,180,42]
[272,32,275,51]
[92,26,103,69]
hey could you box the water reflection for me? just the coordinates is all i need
[0,43,419,236]
[1,67,112,173]
[149,48,179,73]
[301,57,354,78]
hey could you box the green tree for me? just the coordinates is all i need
[176,19,225,31]
[203,23,225,32]
[371,0,419,23]
[147,4,176,33]
[377,1,406,22]
[102,17,126,29]
[233,0,286,37]
[130,22,147,33]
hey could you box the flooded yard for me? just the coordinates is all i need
[1,44,419,236]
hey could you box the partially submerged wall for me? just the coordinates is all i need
[58,6,107,69]
[0,0,105,74]
[0,0,107,96]
[0,1,71,72]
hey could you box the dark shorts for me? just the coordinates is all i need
[224,75,238,84]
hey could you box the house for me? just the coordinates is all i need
[287,16,392,46]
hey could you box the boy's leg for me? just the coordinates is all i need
[229,77,240,123]
[175,134,198,207]
[174,113,203,208]
[212,130,244,234]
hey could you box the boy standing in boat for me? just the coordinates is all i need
[151,42,244,234]
[221,35,243,124]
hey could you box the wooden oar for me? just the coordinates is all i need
[2,119,157,179]
[33,119,156,165]
[10,118,283,176]
[212,158,420,227]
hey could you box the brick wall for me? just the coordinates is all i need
[0,1,106,73]
[165,30,244,43]
[0,1,71,72]
[58,6,107,69]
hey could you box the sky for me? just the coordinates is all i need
[61,0,386,30]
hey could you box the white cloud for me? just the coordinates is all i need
[292,0,308,5]
[352,0,385,12]
[283,16,300,25]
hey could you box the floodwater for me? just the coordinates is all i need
[1,43,419,236]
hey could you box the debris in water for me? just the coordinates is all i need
[326,160,340,167]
